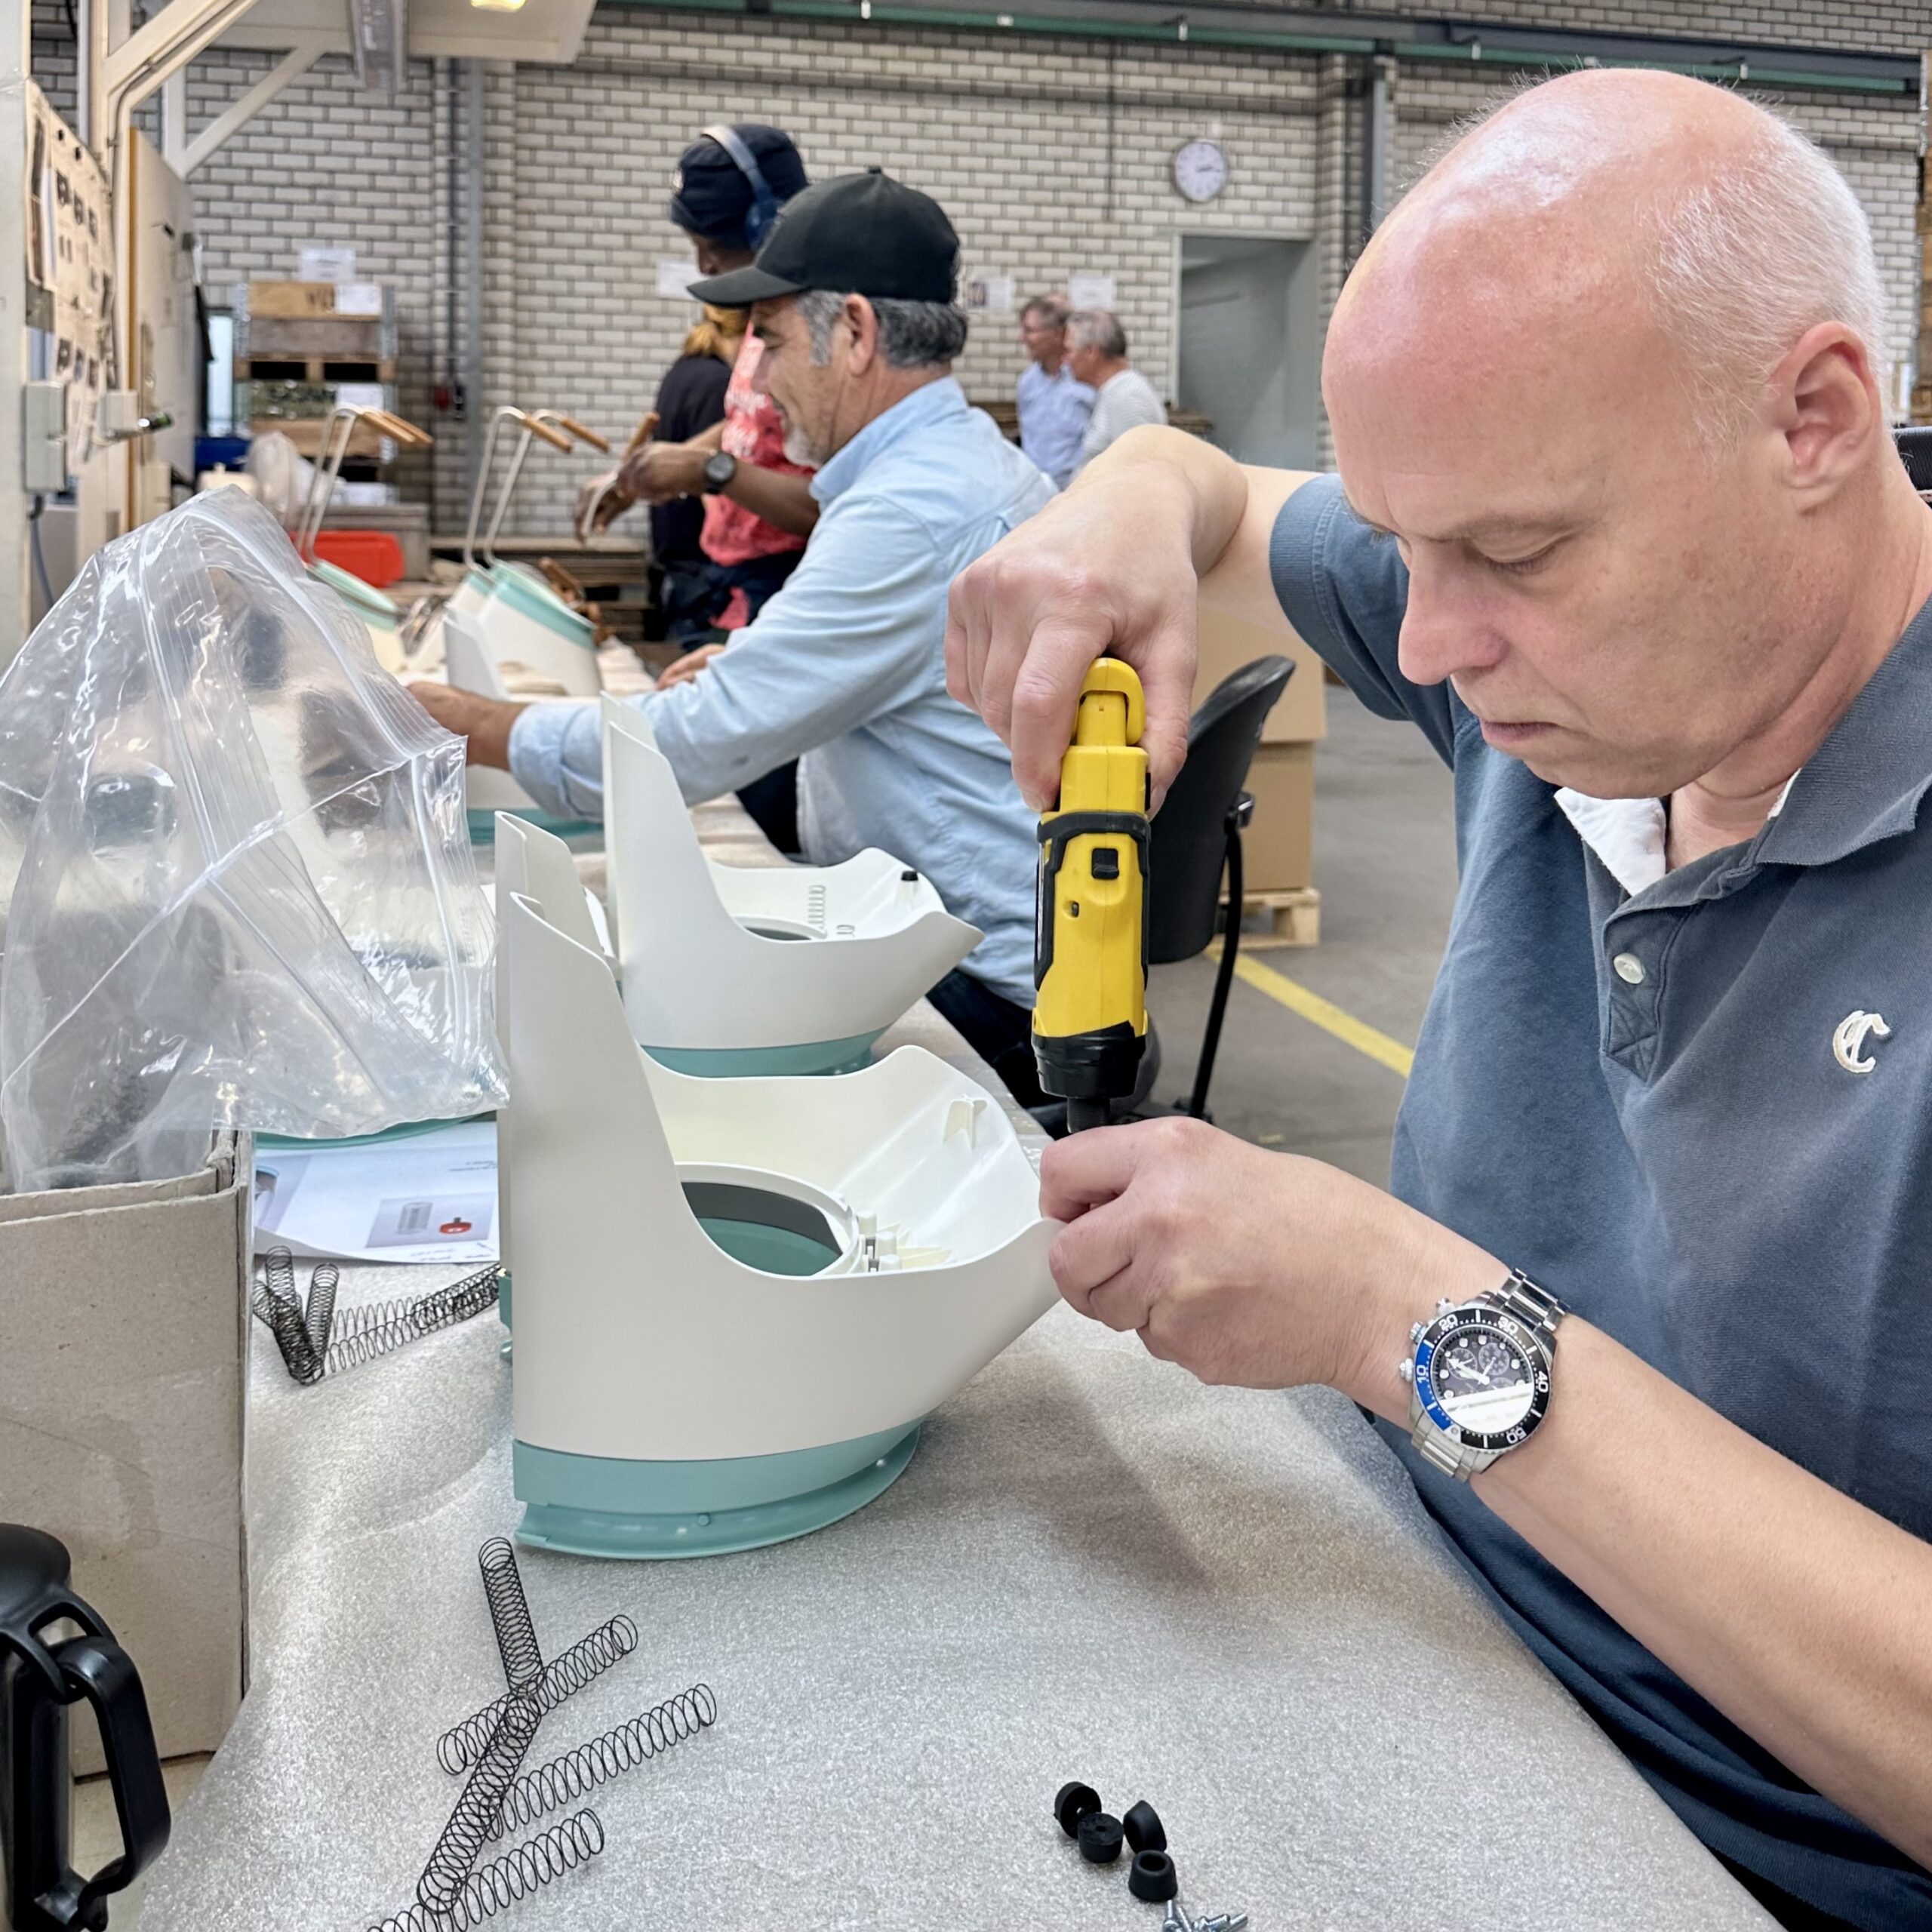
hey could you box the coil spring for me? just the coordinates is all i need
[416,1693,543,1913]
[488,1684,717,1838]
[251,1259,500,1385]
[368,1809,603,1932]
[436,1615,638,1774]
[304,1260,338,1358]
[478,1537,543,1696]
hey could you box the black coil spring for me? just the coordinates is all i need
[488,1684,717,1838]
[436,1615,638,1775]
[251,1255,500,1385]
[304,1260,338,1357]
[478,1537,543,1696]
[368,1809,603,1932]
[415,1694,543,1913]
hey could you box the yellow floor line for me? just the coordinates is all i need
[1209,946,1416,1078]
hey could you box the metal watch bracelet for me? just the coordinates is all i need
[1408,1269,1565,1481]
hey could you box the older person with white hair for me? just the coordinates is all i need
[1066,308,1166,472]
[947,69,1932,1932]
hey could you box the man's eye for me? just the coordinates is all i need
[1487,544,1559,577]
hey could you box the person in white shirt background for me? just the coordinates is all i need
[1066,308,1167,474]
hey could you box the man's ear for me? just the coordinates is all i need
[845,294,879,375]
[1768,321,1881,506]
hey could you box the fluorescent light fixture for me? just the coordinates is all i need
[470,0,528,10]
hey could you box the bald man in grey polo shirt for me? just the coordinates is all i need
[948,71,1932,1932]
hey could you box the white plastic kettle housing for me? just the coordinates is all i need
[499,882,1059,1557]
[601,695,979,1073]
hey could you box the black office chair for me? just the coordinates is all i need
[1144,653,1296,1121]
[1897,425,1932,494]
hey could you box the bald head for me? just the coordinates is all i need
[1333,70,1887,445]
[1318,69,1924,810]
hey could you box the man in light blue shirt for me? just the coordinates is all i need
[414,170,1056,1105]
[1016,294,1095,488]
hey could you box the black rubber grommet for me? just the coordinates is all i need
[1077,1812,1125,1864]
[1121,1798,1167,1855]
[1128,1849,1178,1901]
[1054,1780,1102,1839]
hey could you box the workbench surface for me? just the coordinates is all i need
[136,804,1772,1931]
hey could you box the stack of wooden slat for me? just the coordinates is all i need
[235,279,400,460]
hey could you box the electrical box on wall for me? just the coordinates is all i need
[23,382,69,494]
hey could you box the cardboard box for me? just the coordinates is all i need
[1242,741,1315,894]
[1194,607,1327,744]
[0,1134,251,1770]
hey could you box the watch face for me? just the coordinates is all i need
[1414,1309,1551,1452]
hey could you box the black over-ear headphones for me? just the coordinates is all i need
[701,124,780,251]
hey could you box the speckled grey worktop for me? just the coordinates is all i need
[134,809,1770,1930]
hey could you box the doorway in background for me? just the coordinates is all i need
[1177,235,1319,471]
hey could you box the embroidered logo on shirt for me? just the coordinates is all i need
[1832,1010,1891,1075]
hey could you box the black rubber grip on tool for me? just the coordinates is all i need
[1055,1780,1102,1838]
[1122,1798,1167,1854]
[1078,1812,1125,1864]
[1128,1849,1178,1901]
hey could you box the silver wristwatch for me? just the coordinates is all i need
[1397,1270,1565,1481]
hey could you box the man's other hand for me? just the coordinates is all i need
[656,642,726,691]
[408,682,529,771]
[1042,1116,1499,1407]
[575,466,631,540]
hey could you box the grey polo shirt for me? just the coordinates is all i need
[1273,473,1932,1931]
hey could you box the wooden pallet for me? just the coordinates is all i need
[1236,886,1320,949]
[249,417,401,461]
[235,355,396,383]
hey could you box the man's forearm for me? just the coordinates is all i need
[1343,1279,1932,1868]
[721,463,819,537]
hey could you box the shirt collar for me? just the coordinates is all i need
[1555,774,1799,898]
[1554,589,1932,895]
[1757,589,1932,869]
[811,377,968,506]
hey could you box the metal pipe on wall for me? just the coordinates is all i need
[461,58,485,521]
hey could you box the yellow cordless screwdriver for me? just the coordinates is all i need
[1032,657,1150,1134]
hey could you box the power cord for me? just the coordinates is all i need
[28,495,54,614]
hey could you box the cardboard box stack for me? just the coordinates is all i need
[1192,606,1326,940]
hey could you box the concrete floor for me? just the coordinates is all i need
[1145,684,1458,1183]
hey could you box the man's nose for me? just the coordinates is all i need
[1395,562,1505,690]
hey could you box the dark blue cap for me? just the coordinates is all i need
[668,125,808,248]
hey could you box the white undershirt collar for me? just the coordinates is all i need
[1553,773,1800,897]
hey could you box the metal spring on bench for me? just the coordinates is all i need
[415,1694,543,1915]
[478,1537,543,1695]
[488,1684,717,1838]
[304,1260,338,1357]
[367,1808,603,1932]
[437,1615,638,1774]
[251,1255,500,1384]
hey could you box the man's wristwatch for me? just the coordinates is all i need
[1397,1270,1566,1481]
[701,450,738,494]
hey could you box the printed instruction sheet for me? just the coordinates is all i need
[251,1118,498,1264]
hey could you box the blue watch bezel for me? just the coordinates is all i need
[1412,1305,1552,1454]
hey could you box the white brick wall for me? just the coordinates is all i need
[27,1,1924,533]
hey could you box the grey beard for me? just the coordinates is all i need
[783,423,823,469]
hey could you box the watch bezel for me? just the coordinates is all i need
[1412,1306,1552,1454]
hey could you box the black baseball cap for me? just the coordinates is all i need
[687,168,958,307]
[667,125,808,248]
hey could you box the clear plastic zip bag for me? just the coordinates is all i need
[0,488,505,1191]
